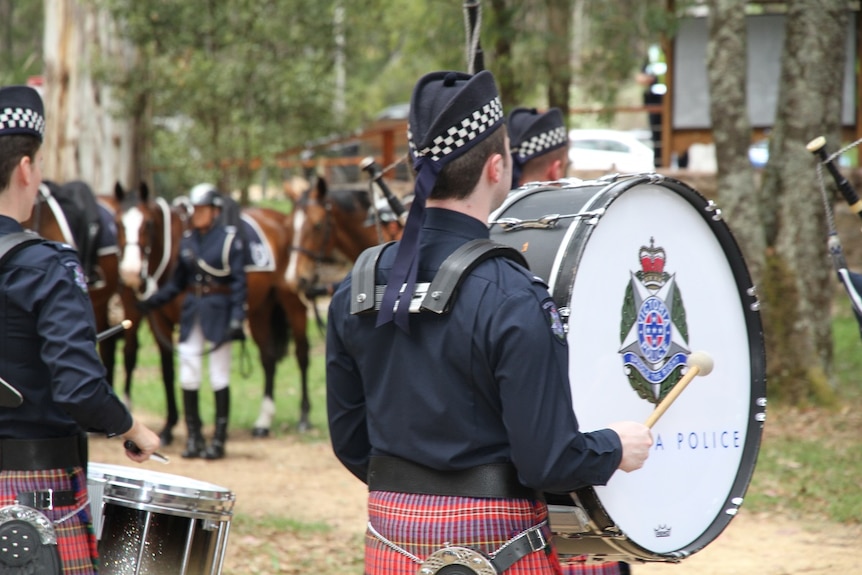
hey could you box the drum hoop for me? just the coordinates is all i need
[88,463,236,518]
[560,175,766,561]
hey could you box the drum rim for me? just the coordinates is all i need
[495,175,767,562]
[88,462,236,517]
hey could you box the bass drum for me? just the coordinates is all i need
[488,175,766,563]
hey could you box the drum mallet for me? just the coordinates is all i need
[644,351,714,428]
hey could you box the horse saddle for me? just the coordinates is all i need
[39,180,103,285]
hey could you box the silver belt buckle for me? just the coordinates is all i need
[417,546,496,575]
[20,489,56,510]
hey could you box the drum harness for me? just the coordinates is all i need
[0,233,81,575]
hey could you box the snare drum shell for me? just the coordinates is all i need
[87,463,235,575]
[489,176,766,563]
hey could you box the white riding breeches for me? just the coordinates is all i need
[178,321,231,391]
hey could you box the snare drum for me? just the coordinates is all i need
[489,175,766,563]
[87,463,235,575]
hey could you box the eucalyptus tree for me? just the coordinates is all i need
[703,0,847,403]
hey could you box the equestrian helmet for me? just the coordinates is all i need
[189,183,223,208]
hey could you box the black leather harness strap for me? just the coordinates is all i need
[350,241,395,314]
[367,456,540,501]
[0,232,45,267]
[350,239,528,316]
[421,239,528,314]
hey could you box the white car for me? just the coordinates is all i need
[568,129,656,173]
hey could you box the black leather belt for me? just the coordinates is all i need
[0,435,87,471]
[368,456,541,500]
[187,283,232,296]
[17,489,78,510]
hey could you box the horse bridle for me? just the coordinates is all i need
[292,193,339,291]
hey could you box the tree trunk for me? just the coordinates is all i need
[706,0,765,285]
[42,0,141,193]
[545,0,573,123]
[760,0,847,403]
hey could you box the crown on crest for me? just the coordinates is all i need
[639,237,666,288]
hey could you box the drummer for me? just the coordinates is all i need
[508,105,631,575]
[508,106,570,188]
[326,69,653,574]
[0,85,160,575]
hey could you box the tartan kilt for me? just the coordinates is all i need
[365,491,564,575]
[0,466,97,575]
[559,556,627,575]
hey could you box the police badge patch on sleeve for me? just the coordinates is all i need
[65,262,89,294]
[542,299,566,342]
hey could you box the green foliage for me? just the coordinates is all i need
[0,0,44,85]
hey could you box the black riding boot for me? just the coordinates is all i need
[203,388,230,460]
[182,390,206,458]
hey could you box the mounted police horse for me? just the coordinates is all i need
[284,176,404,296]
[23,180,123,389]
[115,183,312,437]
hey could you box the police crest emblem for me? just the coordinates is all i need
[618,238,690,404]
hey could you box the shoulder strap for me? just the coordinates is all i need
[350,241,397,314]
[0,232,45,271]
[420,239,528,314]
[350,239,528,316]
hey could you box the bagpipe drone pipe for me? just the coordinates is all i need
[807,136,862,336]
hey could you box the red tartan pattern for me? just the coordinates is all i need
[559,556,626,575]
[0,467,97,575]
[365,491,564,575]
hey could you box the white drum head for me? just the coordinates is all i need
[563,181,760,555]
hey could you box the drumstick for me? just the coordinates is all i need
[644,351,714,428]
[123,440,170,464]
[97,319,133,343]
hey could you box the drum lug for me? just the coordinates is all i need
[746,286,761,311]
[202,518,220,532]
[704,200,723,221]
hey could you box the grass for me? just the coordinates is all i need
[118,296,862,528]
[744,306,862,523]
[119,306,331,441]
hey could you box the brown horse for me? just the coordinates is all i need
[23,180,122,391]
[284,177,402,295]
[115,184,312,437]
[111,182,186,444]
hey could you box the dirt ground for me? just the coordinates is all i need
[86,419,862,575]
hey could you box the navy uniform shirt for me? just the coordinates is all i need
[326,208,621,493]
[148,223,246,343]
[0,216,132,439]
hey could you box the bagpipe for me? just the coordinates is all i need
[807,136,862,335]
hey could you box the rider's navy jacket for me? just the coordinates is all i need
[148,223,247,343]
[326,208,622,493]
[0,215,132,439]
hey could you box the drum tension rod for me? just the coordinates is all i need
[490,209,605,231]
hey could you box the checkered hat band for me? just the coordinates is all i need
[410,96,504,162]
[0,106,45,137]
[515,126,567,159]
